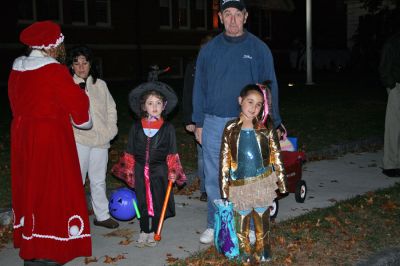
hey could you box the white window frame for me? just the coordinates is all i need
[178,0,191,29]
[194,0,207,30]
[160,0,172,29]
[71,0,88,26]
[18,0,63,24]
[95,0,111,27]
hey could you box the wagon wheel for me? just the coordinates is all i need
[295,180,307,203]
[269,199,279,219]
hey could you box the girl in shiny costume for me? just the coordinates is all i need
[219,83,288,262]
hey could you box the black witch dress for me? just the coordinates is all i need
[113,119,186,221]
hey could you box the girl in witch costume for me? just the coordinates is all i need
[219,83,288,263]
[112,81,186,247]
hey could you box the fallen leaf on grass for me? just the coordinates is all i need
[315,218,321,227]
[324,215,341,227]
[84,257,98,264]
[276,236,286,245]
[285,255,293,264]
[366,197,374,205]
[382,200,397,211]
[287,242,300,252]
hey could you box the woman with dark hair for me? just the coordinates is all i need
[69,45,119,229]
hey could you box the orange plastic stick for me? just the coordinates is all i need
[154,180,173,241]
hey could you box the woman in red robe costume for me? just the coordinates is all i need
[8,21,92,265]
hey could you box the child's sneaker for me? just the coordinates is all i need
[145,232,157,247]
[136,232,148,248]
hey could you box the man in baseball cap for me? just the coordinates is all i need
[193,0,286,263]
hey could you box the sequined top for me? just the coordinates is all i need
[219,116,288,198]
[231,129,267,180]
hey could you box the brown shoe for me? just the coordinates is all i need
[94,218,119,229]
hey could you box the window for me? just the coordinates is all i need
[18,0,62,23]
[71,0,88,25]
[193,0,207,29]
[160,0,172,28]
[95,0,111,26]
[178,0,190,29]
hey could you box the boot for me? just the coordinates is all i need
[233,210,252,263]
[252,208,272,262]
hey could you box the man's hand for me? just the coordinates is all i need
[195,127,203,145]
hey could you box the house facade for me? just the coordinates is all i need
[0,0,300,84]
[1,0,354,84]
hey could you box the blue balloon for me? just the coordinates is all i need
[109,188,137,221]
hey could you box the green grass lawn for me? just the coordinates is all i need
[0,72,387,208]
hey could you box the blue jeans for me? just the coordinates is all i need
[197,143,205,193]
[203,114,236,229]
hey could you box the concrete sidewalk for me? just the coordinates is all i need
[0,150,398,266]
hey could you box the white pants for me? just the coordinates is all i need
[383,83,400,169]
[76,143,110,221]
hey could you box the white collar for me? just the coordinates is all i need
[12,49,59,72]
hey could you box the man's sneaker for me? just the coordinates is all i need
[145,232,157,247]
[199,228,214,244]
[93,218,119,229]
[136,232,148,248]
[249,230,256,245]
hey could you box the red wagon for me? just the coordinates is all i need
[270,151,307,219]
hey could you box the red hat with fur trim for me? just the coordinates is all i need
[20,20,64,49]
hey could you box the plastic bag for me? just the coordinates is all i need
[213,199,239,259]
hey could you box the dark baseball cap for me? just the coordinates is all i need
[220,0,246,11]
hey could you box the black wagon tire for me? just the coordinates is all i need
[269,199,279,219]
[295,180,307,203]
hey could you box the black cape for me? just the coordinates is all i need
[127,120,176,219]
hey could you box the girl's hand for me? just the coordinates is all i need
[168,174,176,183]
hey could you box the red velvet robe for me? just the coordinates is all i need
[8,51,92,264]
